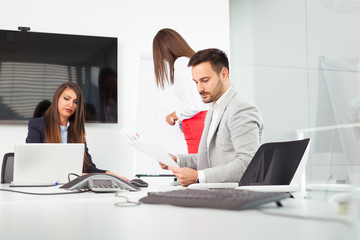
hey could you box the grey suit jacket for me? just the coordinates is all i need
[177,87,263,183]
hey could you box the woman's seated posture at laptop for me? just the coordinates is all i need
[26,82,128,180]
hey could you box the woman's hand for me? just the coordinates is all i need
[165,112,178,126]
[105,170,130,182]
[166,114,175,125]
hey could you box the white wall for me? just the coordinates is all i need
[0,0,230,177]
[230,0,309,142]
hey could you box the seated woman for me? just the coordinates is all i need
[26,82,127,179]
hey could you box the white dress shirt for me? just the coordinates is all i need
[60,122,70,143]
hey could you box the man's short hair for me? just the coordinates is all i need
[188,48,229,75]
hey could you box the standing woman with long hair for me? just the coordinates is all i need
[153,28,208,154]
[26,82,125,178]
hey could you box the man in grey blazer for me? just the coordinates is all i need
[160,48,263,186]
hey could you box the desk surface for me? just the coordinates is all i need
[0,178,356,240]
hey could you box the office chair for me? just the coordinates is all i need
[1,152,14,183]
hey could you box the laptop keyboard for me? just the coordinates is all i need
[139,189,290,210]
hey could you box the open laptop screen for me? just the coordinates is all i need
[11,143,84,186]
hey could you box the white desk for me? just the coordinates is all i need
[0,179,356,240]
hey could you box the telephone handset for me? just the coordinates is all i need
[60,173,140,192]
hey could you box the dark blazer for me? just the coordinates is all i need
[26,117,106,173]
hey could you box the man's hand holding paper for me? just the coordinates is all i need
[159,153,177,170]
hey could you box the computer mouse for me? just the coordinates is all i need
[130,178,149,188]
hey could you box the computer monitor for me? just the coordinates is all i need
[0,29,118,123]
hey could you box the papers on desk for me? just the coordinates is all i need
[121,129,179,168]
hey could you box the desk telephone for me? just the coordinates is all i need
[60,173,140,192]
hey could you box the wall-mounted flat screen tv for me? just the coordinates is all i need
[0,29,118,123]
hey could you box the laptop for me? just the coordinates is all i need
[188,139,311,198]
[10,143,84,187]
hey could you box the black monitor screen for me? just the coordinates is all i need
[0,29,118,123]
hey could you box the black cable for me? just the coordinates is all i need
[0,188,89,195]
[68,173,80,182]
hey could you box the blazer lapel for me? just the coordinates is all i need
[197,108,214,170]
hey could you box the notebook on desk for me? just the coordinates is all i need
[10,143,84,187]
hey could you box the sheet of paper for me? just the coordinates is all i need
[120,129,179,167]
[129,141,179,167]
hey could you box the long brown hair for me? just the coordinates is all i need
[153,28,195,89]
[44,82,91,171]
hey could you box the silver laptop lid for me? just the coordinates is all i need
[12,143,84,186]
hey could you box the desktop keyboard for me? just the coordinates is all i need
[139,189,290,210]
